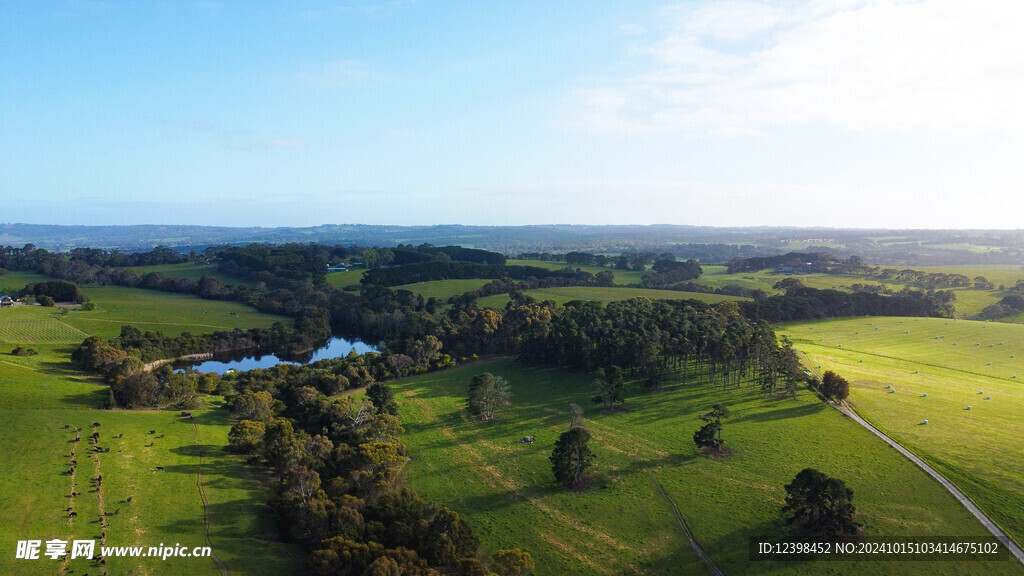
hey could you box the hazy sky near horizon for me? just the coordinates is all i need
[2,0,1023,229]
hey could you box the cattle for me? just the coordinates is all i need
[516,436,535,443]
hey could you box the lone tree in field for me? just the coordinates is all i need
[693,403,730,453]
[821,371,850,403]
[550,426,595,488]
[468,372,511,421]
[783,468,860,540]
[365,382,398,415]
[592,366,626,409]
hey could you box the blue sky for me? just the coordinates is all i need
[2,0,1022,228]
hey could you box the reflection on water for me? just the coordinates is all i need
[179,336,377,374]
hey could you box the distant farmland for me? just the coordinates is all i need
[477,286,748,309]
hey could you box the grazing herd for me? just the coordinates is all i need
[61,415,197,559]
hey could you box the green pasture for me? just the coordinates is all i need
[59,285,287,339]
[0,288,302,574]
[325,269,365,289]
[395,279,493,301]
[699,265,1024,318]
[505,260,646,285]
[391,359,1019,576]
[129,263,254,286]
[699,266,889,293]
[785,317,1024,550]
[0,406,301,576]
[477,286,747,309]
[0,271,52,295]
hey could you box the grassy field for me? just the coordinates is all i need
[477,286,748,309]
[60,285,287,340]
[0,271,52,295]
[0,288,303,575]
[325,269,365,290]
[698,265,1024,318]
[506,260,647,286]
[0,403,302,576]
[128,263,252,285]
[395,279,493,301]
[784,317,1024,551]
[391,359,1020,576]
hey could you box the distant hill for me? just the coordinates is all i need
[2,223,1024,265]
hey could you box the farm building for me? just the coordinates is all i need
[0,295,14,307]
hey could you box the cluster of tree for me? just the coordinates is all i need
[361,261,598,287]
[109,365,215,409]
[224,367,530,575]
[213,243,354,286]
[11,346,39,356]
[565,252,614,266]
[640,257,703,289]
[520,298,792,391]
[869,268,972,289]
[739,287,955,323]
[449,270,614,305]
[977,294,1024,320]
[726,252,847,274]
[523,244,771,267]
[68,246,190,267]
[783,468,860,540]
[19,280,87,303]
[645,280,766,299]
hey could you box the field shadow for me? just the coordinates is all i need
[460,490,518,514]
[729,402,824,424]
[60,388,108,409]
[157,498,291,562]
[158,445,258,484]
[607,453,697,478]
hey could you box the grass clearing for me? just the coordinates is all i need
[325,269,365,289]
[505,260,646,285]
[395,279,493,300]
[392,359,1020,575]
[785,316,1024,550]
[61,285,288,339]
[477,286,748,309]
[129,263,255,286]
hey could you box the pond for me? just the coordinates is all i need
[178,336,378,374]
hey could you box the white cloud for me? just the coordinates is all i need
[572,0,1024,135]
